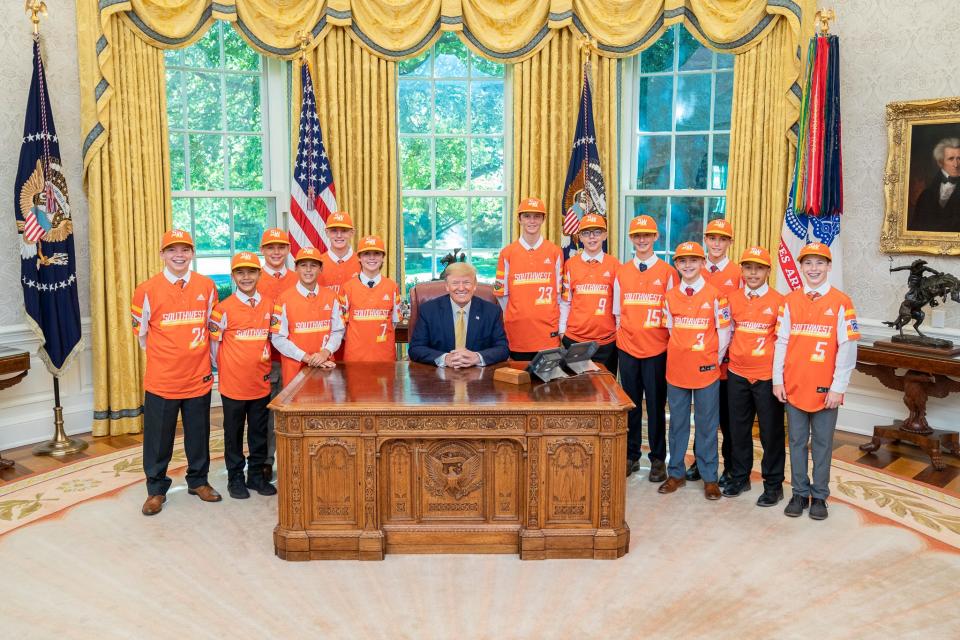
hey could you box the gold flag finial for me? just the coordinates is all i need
[295,29,311,63]
[815,8,835,36]
[25,0,48,39]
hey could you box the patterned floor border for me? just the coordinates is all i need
[2,434,958,549]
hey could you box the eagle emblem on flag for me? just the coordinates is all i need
[17,158,73,266]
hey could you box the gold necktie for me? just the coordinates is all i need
[455,308,466,350]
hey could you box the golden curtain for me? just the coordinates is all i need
[78,8,170,435]
[512,30,618,248]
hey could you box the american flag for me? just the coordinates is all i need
[289,62,337,256]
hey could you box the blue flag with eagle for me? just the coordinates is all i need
[561,61,606,260]
[14,39,82,375]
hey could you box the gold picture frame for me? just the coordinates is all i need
[880,97,960,254]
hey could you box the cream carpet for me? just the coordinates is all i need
[3,457,959,639]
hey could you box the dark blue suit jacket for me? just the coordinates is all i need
[408,295,509,366]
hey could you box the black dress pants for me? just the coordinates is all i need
[726,371,785,488]
[562,336,619,376]
[617,349,667,462]
[143,391,211,496]
[221,393,271,479]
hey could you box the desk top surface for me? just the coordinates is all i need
[857,343,960,376]
[272,361,632,412]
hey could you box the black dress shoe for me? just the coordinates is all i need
[648,459,667,483]
[625,459,641,478]
[228,477,250,500]
[721,479,750,497]
[718,470,732,489]
[246,473,277,496]
[784,494,809,517]
[809,498,829,520]
[756,487,784,507]
[684,463,701,481]
[262,464,274,482]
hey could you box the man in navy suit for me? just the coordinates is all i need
[409,262,509,368]
[910,138,960,232]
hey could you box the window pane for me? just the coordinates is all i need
[470,82,503,134]
[436,197,468,251]
[399,138,432,190]
[403,251,436,294]
[670,197,705,246]
[183,26,220,69]
[196,256,234,300]
[624,196,668,253]
[434,81,467,133]
[435,138,467,189]
[189,134,226,190]
[193,198,231,253]
[710,135,729,190]
[166,70,184,129]
[402,197,431,249]
[638,76,673,132]
[223,27,260,71]
[470,138,503,190]
[675,73,711,131]
[470,197,504,248]
[169,133,186,191]
[165,47,183,67]
[399,51,431,77]
[434,33,468,77]
[398,81,431,133]
[185,72,223,130]
[707,196,726,221]
[172,198,191,232]
[227,135,263,190]
[641,32,674,73]
[714,72,733,130]
[716,52,734,70]
[225,75,261,132]
[232,198,269,253]
[471,248,498,282]
[471,52,503,78]
[636,135,671,189]
[674,134,708,189]
[678,28,712,71]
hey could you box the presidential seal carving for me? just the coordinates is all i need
[18,158,73,267]
[424,442,483,500]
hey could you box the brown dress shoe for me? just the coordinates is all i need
[704,482,722,500]
[657,476,687,494]
[142,495,166,516]
[187,485,222,502]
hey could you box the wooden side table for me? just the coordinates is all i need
[0,347,31,468]
[857,342,960,471]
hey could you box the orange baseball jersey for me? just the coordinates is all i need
[663,282,731,389]
[339,276,402,362]
[209,294,276,400]
[272,285,343,385]
[257,267,297,300]
[727,286,784,381]
[131,271,218,399]
[318,250,360,294]
[560,253,619,345]
[774,287,860,412]
[703,259,742,296]
[613,258,677,358]
[494,238,563,352]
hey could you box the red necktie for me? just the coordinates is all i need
[273,272,281,280]
[748,292,758,300]
[685,287,694,297]
[248,298,257,308]
[807,291,821,301]
[588,259,599,264]
[710,265,719,273]
[307,291,316,299]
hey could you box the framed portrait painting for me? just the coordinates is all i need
[881,97,960,255]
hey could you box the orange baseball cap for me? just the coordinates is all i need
[517,197,547,216]
[578,213,607,232]
[739,246,772,267]
[161,228,194,250]
[294,247,324,264]
[628,215,658,235]
[797,242,832,262]
[705,218,734,238]
[260,227,289,246]
[231,251,262,271]
[674,241,706,260]
[326,211,354,230]
[357,235,386,254]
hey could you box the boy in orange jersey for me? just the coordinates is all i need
[494,197,564,360]
[271,247,345,386]
[256,226,297,484]
[773,242,859,521]
[318,211,360,295]
[209,252,278,500]
[131,229,221,516]
[723,246,786,504]
[559,213,619,374]
[612,214,677,482]
[657,241,731,501]
[686,217,742,484]
[339,235,402,361]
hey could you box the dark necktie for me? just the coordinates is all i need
[638,263,647,272]
[748,291,758,300]
[685,287,694,297]
[307,291,316,299]
[273,272,281,280]
[367,281,375,288]
[941,175,960,185]
[176,278,185,289]
[710,265,719,273]
[807,291,821,301]
[588,259,599,265]
[248,298,257,308]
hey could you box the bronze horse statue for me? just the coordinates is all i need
[884,262,960,339]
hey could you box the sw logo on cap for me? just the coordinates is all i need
[364,238,376,245]
[172,230,185,238]
[749,248,762,255]
[527,199,538,207]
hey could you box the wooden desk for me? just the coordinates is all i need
[856,343,960,470]
[0,348,31,468]
[270,361,633,561]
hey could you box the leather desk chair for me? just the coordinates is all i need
[407,280,497,338]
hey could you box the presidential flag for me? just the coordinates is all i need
[289,62,337,257]
[14,39,82,376]
[777,34,843,292]
[561,61,606,260]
